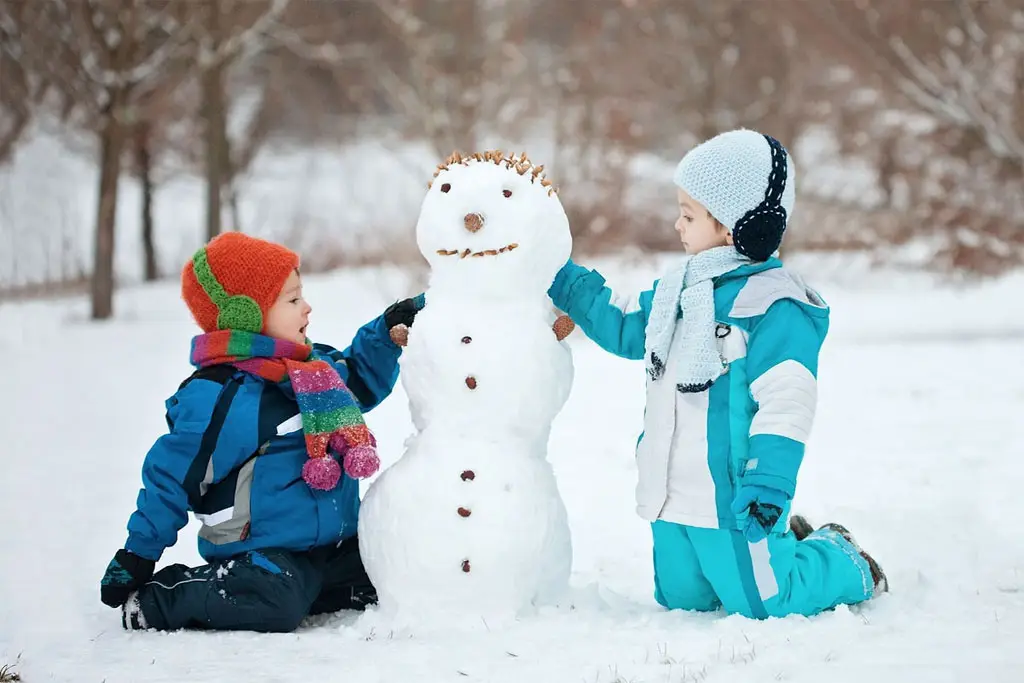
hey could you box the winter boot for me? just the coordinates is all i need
[121,591,150,630]
[819,522,889,595]
[789,514,815,541]
[790,516,888,595]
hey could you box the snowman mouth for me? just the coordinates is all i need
[436,244,519,259]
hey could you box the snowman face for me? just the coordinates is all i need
[415,156,572,296]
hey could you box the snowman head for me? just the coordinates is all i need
[415,150,572,297]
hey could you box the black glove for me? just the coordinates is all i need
[384,295,424,330]
[100,549,155,608]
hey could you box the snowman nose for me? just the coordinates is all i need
[464,213,484,233]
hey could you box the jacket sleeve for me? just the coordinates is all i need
[124,377,259,561]
[314,312,403,412]
[740,300,823,498]
[546,259,655,360]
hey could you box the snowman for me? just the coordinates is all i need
[357,150,577,624]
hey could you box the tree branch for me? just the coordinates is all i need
[201,0,291,68]
[954,0,986,45]
[889,37,972,125]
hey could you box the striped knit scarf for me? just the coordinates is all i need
[189,330,379,490]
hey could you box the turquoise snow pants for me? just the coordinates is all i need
[651,521,874,618]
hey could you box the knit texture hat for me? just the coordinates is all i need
[673,129,796,261]
[182,232,300,334]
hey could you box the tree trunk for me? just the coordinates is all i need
[136,123,158,282]
[223,131,241,232]
[91,93,127,320]
[201,4,228,241]
[227,180,242,233]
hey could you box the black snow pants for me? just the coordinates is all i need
[136,535,376,633]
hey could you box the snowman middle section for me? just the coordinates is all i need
[401,296,574,434]
[358,295,575,620]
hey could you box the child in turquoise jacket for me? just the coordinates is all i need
[548,129,887,619]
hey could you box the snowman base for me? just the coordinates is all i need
[357,429,573,625]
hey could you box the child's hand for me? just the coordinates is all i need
[385,296,424,347]
[100,549,155,608]
[731,484,790,543]
[384,297,423,330]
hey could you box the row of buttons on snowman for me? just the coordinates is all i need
[459,333,476,573]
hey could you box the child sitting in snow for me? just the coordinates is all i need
[99,232,422,632]
[548,129,887,619]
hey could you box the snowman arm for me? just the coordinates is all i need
[313,314,400,412]
[547,260,654,360]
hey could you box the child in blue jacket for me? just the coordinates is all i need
[99,232,421,632]
[549,129,887,619]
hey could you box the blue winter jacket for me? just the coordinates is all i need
[124,313,401,563]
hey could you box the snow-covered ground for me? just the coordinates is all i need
[1,257,1022,682]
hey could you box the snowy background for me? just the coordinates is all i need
[2,254,1022,682]
[2,1,1024,680]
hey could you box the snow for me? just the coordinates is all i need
[359,156,575,622]
[396,297,574,437]
[2,258,1024,682]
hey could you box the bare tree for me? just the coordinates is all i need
[182,0,292,239]
[510,0,827,253]
[327,0,539,158]
[134,120,158,280]
[793,0,1024,272]
[3,0,195,318]
[0,1,41,163]
[120,71,195,282]
[6,0,1019,292]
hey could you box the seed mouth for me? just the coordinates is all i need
[436,243,519,259]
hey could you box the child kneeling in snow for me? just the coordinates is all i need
[548,129,887,619]
[99,232,422,632]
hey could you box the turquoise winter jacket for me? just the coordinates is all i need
[548,258,829,529]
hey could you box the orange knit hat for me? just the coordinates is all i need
[181,233,300,333]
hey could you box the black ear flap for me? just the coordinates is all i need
[732,135,788,262]
[733,207,787,261]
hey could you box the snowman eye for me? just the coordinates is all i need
[502,189,512,198]
[441,183,451,193]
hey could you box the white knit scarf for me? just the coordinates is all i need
[644,247,752,392]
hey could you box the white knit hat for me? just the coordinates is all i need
[673,129,795,261]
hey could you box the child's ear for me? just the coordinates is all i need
[714,219,734,244]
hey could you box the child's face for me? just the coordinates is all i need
[675,189,733,255]
[264,270,312,343]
